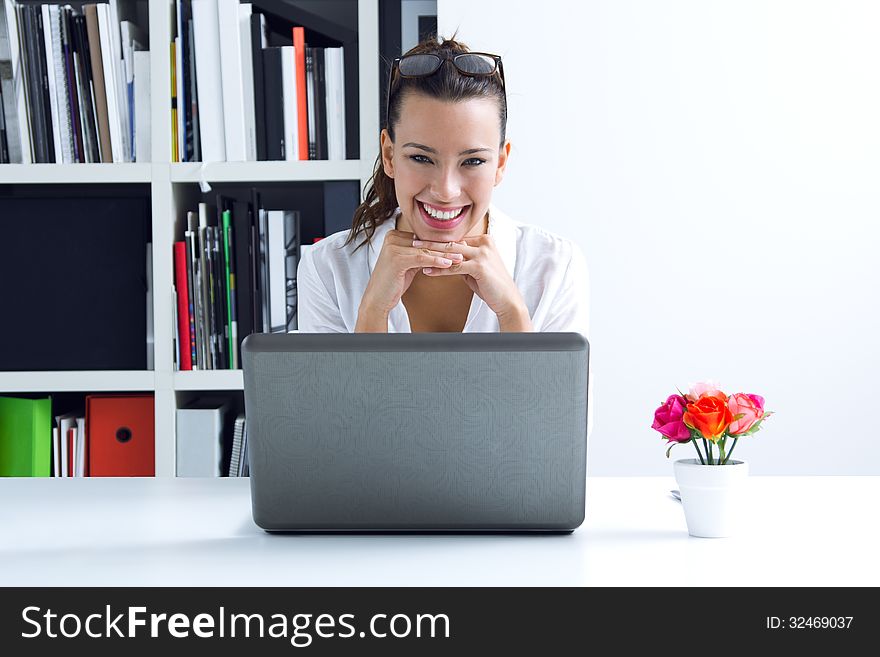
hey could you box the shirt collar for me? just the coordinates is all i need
[366,203,517,279]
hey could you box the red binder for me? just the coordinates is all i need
[86,394,155,477]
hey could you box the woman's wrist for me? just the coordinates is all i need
[355,302,390,333]
[497,302,532,332]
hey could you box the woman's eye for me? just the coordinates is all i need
[408,155,486,166]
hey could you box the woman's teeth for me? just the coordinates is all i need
[421,201,464,221]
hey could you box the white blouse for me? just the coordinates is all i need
[295,202,594,435]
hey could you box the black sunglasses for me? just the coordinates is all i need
[385,52,507,129]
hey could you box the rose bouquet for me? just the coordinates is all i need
[651,381,773,465]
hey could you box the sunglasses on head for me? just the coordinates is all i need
[385,51,507,130]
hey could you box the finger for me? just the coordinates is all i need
[406,253,459,271]
[412,238,480,258]
[422,260,476,276]
[415,247,464,261]
[385,230,419,246]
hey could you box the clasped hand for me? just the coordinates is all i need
[359,230,529,324]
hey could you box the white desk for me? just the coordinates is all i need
[1,476,877,586]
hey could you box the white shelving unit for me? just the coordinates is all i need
[0,0,380,476]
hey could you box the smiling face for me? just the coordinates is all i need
[381,92,511,241]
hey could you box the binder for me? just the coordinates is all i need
[86,394,154,477]
[176,396,229,476]
[0,395,52,477]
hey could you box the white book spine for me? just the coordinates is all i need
[191,0,226,162]
[238,3,257,161]
[2,0,27,162]
[174,34,183,160]
[281,45,298,162]
[133,49,150,162]
[325,47,336,161]
[75,417,86,477]
[217,0,246,162]
[97,5,122,163]
[41,5,62,163]
[52,426,60,478]
[174,0,184,160]
[268,210,287,332]
[327,47,346,161]
[108,0,129,161]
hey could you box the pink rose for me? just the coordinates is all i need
[727,393,765,436]
[687,380,725,402]
[652,395,691,442]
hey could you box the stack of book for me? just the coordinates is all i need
[0,1,150,164]
[173,0,346,163]
[173,190,301,371]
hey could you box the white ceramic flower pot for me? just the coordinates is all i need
[673,458,748,538]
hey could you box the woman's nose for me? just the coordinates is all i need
[430,168,462,202]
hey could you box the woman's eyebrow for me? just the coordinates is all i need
[403,142,493,155]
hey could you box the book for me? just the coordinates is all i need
[325,46,346,160]
[0,395,51,477]
[314,46,326,160]
[250,188,264,332]
[84,4,112,162]
[41,5,63,163]
[133,48,150,162]
[60,6,83,162]
[170,39,177,162]
[1,0,29,162]
[267,210,287,333]
[261,46,283,160]
[173,241,192,371]
[228,413,244,477]
[72,11,101,162]
[291,26,307,160]
[305,46,314,160]
[191,0,225,162]
[186,16,200,161]
[232,199,254,356]
[176,397,229,476]
[217,0,246,162]
[281,45,297,162]
[96,3,123,162]
[249,12,266,161]
[284,210,301,331]
[184,221,199,369]
[221,208,238,368]
[238,2,256,161]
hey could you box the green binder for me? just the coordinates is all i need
[0,396,52,477]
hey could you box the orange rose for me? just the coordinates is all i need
[683,394,733,442]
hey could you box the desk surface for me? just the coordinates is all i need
[1,476,877,586]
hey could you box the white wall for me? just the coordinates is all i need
[438,0,880,475]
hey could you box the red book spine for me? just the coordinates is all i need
[173,241,193,370]
[67,427,75,477]
[292,27,308,160]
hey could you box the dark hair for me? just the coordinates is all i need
[344,32,507,251]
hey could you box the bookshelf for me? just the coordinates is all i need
[0,0,381,476]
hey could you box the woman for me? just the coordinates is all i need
[297,35,589,338]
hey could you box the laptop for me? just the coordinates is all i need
[241,332,589,532]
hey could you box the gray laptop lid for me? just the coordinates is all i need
[241,332,589,532]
